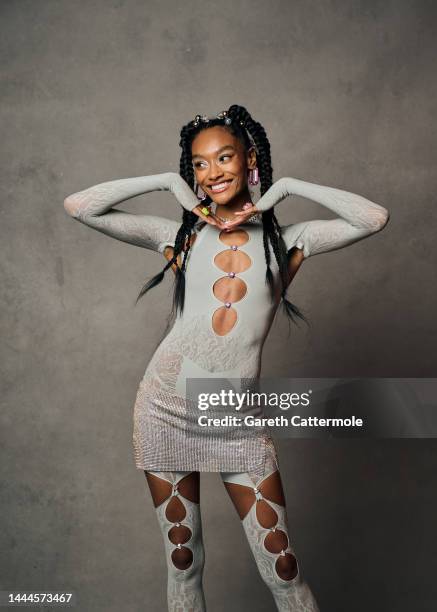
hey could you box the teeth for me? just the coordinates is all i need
[211,181,231,191]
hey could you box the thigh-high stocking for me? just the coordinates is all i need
[220,467,320,611]
[145,470,206,612]
[145,467,320,611]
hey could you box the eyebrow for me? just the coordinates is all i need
[192,145,236,160]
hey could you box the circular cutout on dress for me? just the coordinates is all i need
[214,250,252,273]
[212,306,238,336]
[256,499,279,529]
[171,546,193,570]
[275,552,298,581]
[213,276,247,303]
[264,528,289,554]
[165,496,186,522]
[168,524,192,545]
[219,228,249,246]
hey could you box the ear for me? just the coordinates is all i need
[246,146,257,170]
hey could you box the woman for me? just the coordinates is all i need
[64,104,389,611]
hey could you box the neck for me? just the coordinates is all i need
[214,187,253,219]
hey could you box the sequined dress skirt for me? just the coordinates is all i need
[132,377,280,479]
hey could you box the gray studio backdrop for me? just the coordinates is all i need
[1,1,436,611]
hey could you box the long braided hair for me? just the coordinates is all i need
[136,104,309,328]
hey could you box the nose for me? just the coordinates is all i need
[208,161,224,182]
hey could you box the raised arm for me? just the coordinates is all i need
[256,177,390,258]
[63,172,199,254]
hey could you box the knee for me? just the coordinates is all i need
[274,551,299,583]
[166,521,205,581]
[149,472,205,582]
[167,541,205,583]
[264,529,299,582]
[257,550,301,599]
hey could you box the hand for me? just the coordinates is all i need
[219,203,261,231]
[191,204,243,230]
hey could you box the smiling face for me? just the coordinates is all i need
[191,126,257,205]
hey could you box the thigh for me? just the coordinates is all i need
[145,470,200,508]
[144,470,202,571]
[220,467,298,581]
[220,467,286,522]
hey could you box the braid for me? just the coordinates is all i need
[136,104,309,328]
[227,105,309,328]
[135,121,201,315]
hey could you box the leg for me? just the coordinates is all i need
[220,467,320,611]
[144,470,206,612]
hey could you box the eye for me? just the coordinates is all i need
[194,161,207,168]
[219,154,232,162]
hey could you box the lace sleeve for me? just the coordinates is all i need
[63,172,199,254]
[256,177,390,259]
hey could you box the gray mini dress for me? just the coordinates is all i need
[64,172,389,477]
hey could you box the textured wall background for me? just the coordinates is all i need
[1,0,436,610]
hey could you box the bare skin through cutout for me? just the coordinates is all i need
[171,546,193,570]
[256,499,279,529]
[164,229,306,336]
[144,471,200,506]
[165,243,306,331]
[223,470,286,520]
[276,553,299,581]
[144,472,199,571]
[168,524,192,545]
[164,234,306,294]
[223,470,299,581]
[212,305,238,335]
[165,496,187,523]
[213,246,251,335]
[218,228,249,246]
[264,529,289,553]
[214,249,252,273]
[212,276,247,303]
[258,470,286,505]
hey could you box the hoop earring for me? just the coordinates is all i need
[195,183,207,201]
[248,167,259,186]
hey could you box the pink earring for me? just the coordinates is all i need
[248,167,259,186]
[195,183,207,201]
